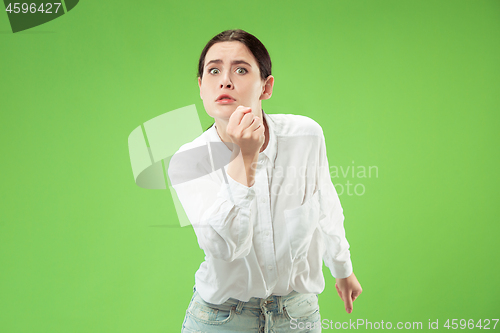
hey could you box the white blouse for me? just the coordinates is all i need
[168,110,353,304]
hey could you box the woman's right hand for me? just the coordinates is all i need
[226,105,265,157]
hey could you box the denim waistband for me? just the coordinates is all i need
[192,286,304,315]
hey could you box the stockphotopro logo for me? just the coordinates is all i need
[3,0,79,33]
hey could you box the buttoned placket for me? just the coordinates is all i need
[255,155,278,296]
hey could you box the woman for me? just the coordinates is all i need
[168,29,362,332]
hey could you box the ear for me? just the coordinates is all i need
[259,75,274,100]
[198,77,203,100]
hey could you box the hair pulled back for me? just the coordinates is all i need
[198,29,272,81]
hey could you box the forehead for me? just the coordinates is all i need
[204,41,256,66]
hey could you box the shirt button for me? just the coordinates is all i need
[268,265,273,270]
[261,197,267,203]
[265,231,270,237]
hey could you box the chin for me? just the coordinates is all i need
[209,106,237,120]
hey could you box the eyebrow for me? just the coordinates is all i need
[205,59,252,68]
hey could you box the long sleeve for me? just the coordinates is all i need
[316,132,353,279]
[168,150,254,262]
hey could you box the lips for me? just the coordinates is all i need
[216,94,236,102]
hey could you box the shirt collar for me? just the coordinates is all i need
[204,109,277,164]
[260,109,277,164]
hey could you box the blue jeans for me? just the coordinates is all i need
[181,286,321,332]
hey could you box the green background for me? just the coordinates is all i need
[1,0,499,332]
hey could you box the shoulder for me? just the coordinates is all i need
[175,133,207,154]
[267,113,324,137]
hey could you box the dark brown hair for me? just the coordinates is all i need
[198,29,272,81]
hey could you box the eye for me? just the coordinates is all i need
[235,67,247,74]
[209,68,220,75]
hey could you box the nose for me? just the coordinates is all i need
[219,72,233,89]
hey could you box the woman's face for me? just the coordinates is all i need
[198,41,273,121]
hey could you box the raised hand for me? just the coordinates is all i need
[226,105,265,157]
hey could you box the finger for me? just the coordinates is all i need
[352,289,362,302]
[247,116,262,132]
[254,122,265,140]
[335,283,343,300]
[344,290,353,314]
[238,112,255,129]
[228,106,252,129]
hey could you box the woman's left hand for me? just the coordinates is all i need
[335,272,362,314]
